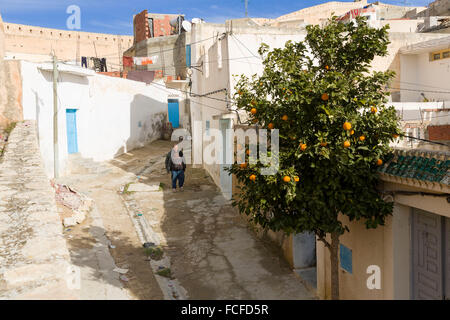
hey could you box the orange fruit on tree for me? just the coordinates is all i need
[321,93,329,101]
[320,141,328,147]
[325,65,329,70]
[376,159,383,166]
[250,108,257,115]
[350,130,355,135]
[371,106,377,114]
[240,163,247,169]
[282,115,288,121]
[343,141,351,148]
[246,149,251,155]
[249,174,256,181]
[300,143,307,151]
[238,90,243,95]
[294,176,300,182]
[359,135,365,141]
[251,100,257,106]
[267,123,274,130]
[283,176,291,183]
[252,119,258,123]
[343,122,352,131]
[393,134,399,139]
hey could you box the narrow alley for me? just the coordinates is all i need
[59,140,314,300]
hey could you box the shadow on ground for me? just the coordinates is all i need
[109,140,314,300]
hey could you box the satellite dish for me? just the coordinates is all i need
[169,17,180,28]
[182,20,192,32]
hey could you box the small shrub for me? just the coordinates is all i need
[156,267,172,279]
[144,246,164,260]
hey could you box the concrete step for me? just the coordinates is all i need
[67,154,112,175]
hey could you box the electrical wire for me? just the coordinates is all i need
[147,82,229,113]
[150,81,233,104]
[230,34,262,60]
[401,135,449,147]
[388,87,450,95]
[393,80,450,92]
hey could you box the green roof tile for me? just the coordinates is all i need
[378,150,450,186]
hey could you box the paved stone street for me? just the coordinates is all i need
[63,140,314,300]
[0,121,77,299]
[0,126,314,299]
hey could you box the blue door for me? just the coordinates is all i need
[168,99,180,128]
[186,44,191,68]
[66,109,78,154]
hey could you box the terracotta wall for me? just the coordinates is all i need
[134,10,149,44]
[3,22,133,72]
[428,125,450,141]
[0,15,23,129]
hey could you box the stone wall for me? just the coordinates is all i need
[273,0,369,25]
[3,22,133,72]
[0,60,23,129]
[0,14,24,129]
[0,121,78,299]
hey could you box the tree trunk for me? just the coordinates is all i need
[330,231,340,300]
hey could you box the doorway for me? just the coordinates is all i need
[66,109,78,154]
[168,99,180,128]
[412,208,450,300]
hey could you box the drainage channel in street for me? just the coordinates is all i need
[121,190,188,300]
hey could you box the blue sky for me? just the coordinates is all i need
[0,0,431,35]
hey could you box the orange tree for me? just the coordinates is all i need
[227,16,401,300]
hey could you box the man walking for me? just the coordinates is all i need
[170,138,186,192]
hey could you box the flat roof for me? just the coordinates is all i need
[399,35,450,54]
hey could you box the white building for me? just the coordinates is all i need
[17,60,186,177]
[189,20,307,198]
[388,36,450,150]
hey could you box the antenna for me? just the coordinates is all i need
[245,0,248,17]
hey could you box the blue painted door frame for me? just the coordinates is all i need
[186,44,191,68]
[168,99,180,128]
[66,109,78,154]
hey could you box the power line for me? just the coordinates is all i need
[389,87,450,95]
[230,33,262,60]
[147,82,230,113]
[394,80,450,92]
[99,34,218,59]
[150,81,232,104]
[401,135,450,147]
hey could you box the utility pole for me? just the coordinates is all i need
[118,34,122,77]
[53,54,59,178]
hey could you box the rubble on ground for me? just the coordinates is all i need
[51,181,93,227]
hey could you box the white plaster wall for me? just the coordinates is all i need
[392,203,411,300]
[380,20,423,33]
[190,24,306,184]
[400,51,450,102]
[189,23,228,169]
[21,61,181,177]
[226,32,306,96]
